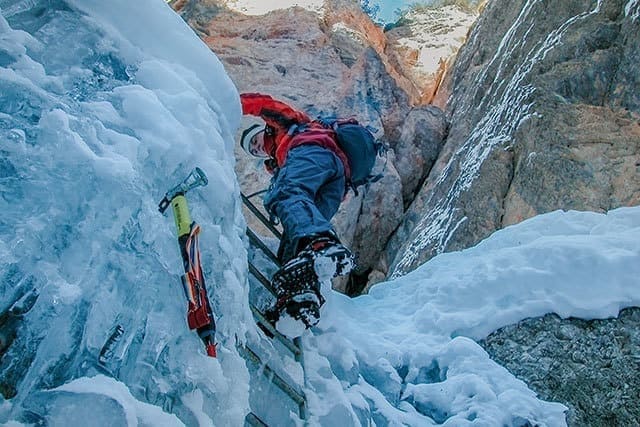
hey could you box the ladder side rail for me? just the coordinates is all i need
[242,193,308,418]
[249,304,301,360]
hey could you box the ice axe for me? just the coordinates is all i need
[158,167,217,357]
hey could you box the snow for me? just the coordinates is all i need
[331,22,367,45]
[322,207,640,348]
[626,0,640,20]
[50,375,184,426]
[303,209,639,425]
[392,5,478,76]
[1,1,639,426]
[226,0,325,16]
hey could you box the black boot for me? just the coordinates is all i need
[269,251,325,329]
[268,236,354,331]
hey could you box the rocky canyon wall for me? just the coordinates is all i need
[388,0,640,277]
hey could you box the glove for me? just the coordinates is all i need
[264,158,278,174]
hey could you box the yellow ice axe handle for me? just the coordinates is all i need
[170,195,192,238]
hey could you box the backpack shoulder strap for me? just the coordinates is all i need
[315,116,337,129]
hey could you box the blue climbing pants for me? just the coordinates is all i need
[264,145,346,262]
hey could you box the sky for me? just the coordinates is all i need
[1,0,639,426]
[368,0,420,23]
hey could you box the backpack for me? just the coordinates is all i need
[316,116,387,192]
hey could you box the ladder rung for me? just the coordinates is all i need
[248,263,277,297]
[247,228,280,267]
[244,412,268,427]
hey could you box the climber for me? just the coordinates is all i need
[239,92,354,327]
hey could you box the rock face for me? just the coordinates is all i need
[480,307,640,426]
[388,0,640,277]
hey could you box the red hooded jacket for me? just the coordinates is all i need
[240,93,351,179]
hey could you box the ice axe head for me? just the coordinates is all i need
[158,167,209,213]
[179,167,208,193]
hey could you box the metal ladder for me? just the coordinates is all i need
[240,192,309,426]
